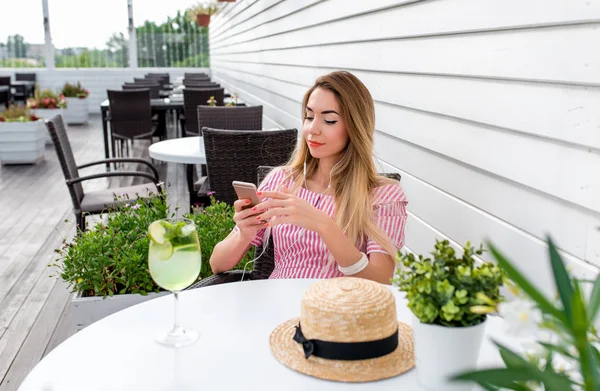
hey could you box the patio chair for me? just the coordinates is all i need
[0,77,10,107]
[180,88,225,137]
[45,114,161,231]
[122,83,161,99]
[184,72,209,79]
[183,79,216,88]
[189,105,265,206]
[15,72,36,98]
[198,128,297,206]
[107,89,159,158]
[188,169,401,289]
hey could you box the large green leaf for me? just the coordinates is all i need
[548,237,574,327]
[452,367,573,390]
[589,275,600,324]
[489,243,565,323]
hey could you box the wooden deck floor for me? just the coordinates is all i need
[0,115,187,390]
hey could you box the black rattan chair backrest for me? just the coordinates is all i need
[201,128,297,205]
[15,73,36,82]
[183,88,225,136]
[45,114,84,207]
[0,76,10,86]
[197,105,263,131]
[107,89,153,139]
[122,83,160,99]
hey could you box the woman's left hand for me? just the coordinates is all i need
[254,187,331,233]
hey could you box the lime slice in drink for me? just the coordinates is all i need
[153,241,174,261]
[175,243,200,252]
[148,221,168,244]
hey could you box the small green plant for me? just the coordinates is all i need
[225,93,238,107]
[51,191,253,298]
[453,238,600,391]
[0,104,39,122]
[185,1,220,22]
[207,95,217,106]
[62,82,89,99]
[393,240,504,327]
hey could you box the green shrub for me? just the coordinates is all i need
[61,82,89,99]
[51,192,252,298]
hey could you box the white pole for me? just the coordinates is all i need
[42,0,55,69]
[127,0,138,68]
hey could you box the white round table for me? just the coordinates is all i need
[149,136,205,164]
[18,279,511,391]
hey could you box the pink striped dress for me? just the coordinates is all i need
[239,168,408,279]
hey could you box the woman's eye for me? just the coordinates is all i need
[304,116,314,121]
[324,120,337,125]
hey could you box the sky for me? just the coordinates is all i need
[0,0,197,49]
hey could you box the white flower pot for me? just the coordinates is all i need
[33,108,64,145]
[71,290,169,332]
[413,316,486,391]
[64,97,89,125]
[0,120,46,165]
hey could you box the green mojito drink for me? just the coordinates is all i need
[148,219,201,292]
[147,218,201,347]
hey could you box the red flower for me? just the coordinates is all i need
[0,117,5,122]
[29,115,39,121]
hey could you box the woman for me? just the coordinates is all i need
[210,71,407,284]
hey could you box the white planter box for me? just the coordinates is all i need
[33,108,64,145]
[64,97,89,125]
[0,120,46,165]
[413,316,487,391]
[71,290,169,332]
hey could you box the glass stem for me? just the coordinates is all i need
[172,292,181,335]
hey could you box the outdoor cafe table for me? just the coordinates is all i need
[18,279,512,391]
[149,136,206,207]
[100,98,184,170]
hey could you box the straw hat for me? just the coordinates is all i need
[269,277,414,382]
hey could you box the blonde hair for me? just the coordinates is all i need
[277,71,398,259]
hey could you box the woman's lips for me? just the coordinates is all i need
[308,141,324,147]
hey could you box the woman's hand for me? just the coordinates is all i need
[233,199,268,242]
[255,187,331,233]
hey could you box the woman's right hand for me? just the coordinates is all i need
[233,199,267,242]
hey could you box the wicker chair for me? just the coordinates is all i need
[188,169,402,289]
[180,88,225,137]
[122,83,161,99]
[184,72,209,79]
[200,128,297,205]
[188,106,265,207]
[107,89,158,158]
[15,72,36,82]
[197,105,263,131]
[0,77,10,107]
[46,114,161,231]
[183,80,218,88]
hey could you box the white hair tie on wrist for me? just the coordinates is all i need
[337,252,369,275]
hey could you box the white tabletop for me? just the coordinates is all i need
[149,136,205,164]
[18,279,516,391]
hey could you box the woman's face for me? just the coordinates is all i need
[303,87,349,161]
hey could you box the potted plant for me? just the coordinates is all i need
[185,2,220,27]
[452,237,600,391]
[0,105,45,165]
[27,88,67,144]
[225,93,239,107]
[51,191,253,331]
[62,82,90,125]
[207,95,217,106]
[393,240,505,391]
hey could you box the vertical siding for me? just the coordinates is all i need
[209,0,600,293]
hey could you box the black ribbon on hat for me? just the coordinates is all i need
[293,324,398,361]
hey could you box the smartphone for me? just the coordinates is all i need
[232,181,262,208]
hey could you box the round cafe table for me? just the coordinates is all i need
[148,136,205,165]
[18,279,510,391]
